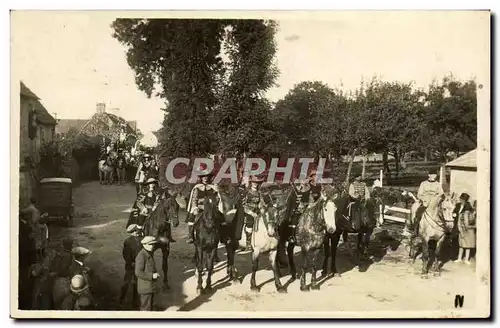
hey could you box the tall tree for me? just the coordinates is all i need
[213,20,279,157]
[112,19,227,158]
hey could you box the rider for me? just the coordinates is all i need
[347,173,371,230]
[288,171,323,244]
[186,165,221,244]
[240,175,274,250]
[116,148,127,185]
[134,154,153,195]
[406,171,444,236]
[136,178,160,224]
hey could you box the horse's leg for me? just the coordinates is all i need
[421,239,430,278]
[204,248,216,293]
[196,246,204,293]
[162,245,170,291]
[321,235,330,278]
[228,241,240,284]
[287,242,298,281]
[300,248,310,292]
[356,232,363,262]
[269,249,286,293]
[310,248,321,290]
[250,250,260,292]
[433,235,446,276]
[331,231,342,277]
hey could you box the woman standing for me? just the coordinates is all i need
[453,193,476,264]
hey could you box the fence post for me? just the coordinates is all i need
[379,169,383,187]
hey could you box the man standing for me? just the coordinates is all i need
[406,171,444,236]
[120,224,143,306]
[135,236,160,311]
[348,174,371,202]
[116,148,127,185]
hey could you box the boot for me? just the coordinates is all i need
[187,225,194,244]
[287,226,296,244]
[245,230,252,251]
[168,226,176,243]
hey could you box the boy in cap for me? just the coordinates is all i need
[69,246,92,285]
[135,236,160,311]
[120,224,143,306]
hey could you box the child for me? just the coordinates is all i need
[453,193,476,264]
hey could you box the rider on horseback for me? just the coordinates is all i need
[288,170,323,244]
[405,171,444,236]
[241,175,274,250]
[346,174,371,230]
[136,178,176,242]
[186,165,221,244]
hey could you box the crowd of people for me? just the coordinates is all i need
[19,151,477,311]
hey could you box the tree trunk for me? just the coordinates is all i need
[345,148,357,188]
[361,151,367,180]
[394,149,400,177]
[382,150,390,181]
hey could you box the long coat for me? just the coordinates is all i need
[135,248,157,294]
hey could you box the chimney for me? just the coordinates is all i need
[96,103,106,114]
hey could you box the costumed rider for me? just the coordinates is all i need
[134,153,154,195]
[240,175,274,250]
[288,170,324,244]
[406,171,444,236]
[186,164,221,244]
[136,178,161,227]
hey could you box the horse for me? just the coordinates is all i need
[290,193,337,291]
[244,197,289,293]
[193,195,224,294]
[98,154,116,185]
[322,193,377,276]
[142,192,181,291]
[409,193,456,278]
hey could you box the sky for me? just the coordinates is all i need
[11,11,489,133]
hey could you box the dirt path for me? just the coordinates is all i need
[47,181,477,313]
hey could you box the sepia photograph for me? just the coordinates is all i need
[10,10,490,318]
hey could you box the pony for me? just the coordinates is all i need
[287,193,337,291]
[243,197,288,294]
[409,193,456,278]
[322,192,377,276]
[217,186,245,284]
[193,195,224,293]
[98,153,116,185]
[142,192,181,291]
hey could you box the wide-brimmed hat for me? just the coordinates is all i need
[428,173,438,181]
[71,247,92,257]
[143,154,152,160]
[249,175,265,184]
[143,178,158,186]
[459,193,470,201]
[70,274,89,294]
[126,224,139,233]
[194,163,212,177]
[141,236,158,245]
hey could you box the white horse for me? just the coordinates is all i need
[98,154,116,185]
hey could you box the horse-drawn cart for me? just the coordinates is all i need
[38,178,74,226]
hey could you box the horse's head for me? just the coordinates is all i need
[156,193,180,228]
[201,195,219,230]
[439,192,457,223]
[321,192,338,233]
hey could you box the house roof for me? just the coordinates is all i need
[446,149,477,169]
[55,119,89,135]
[78,112,137,137]
[20,81,39,100]
[33,99,57,125]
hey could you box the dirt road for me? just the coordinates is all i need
[47,182,477,313]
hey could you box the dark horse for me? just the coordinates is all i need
[321,193,377,277]
[292,194,338,291]
[194,195,224,294]
[142,193,180,291]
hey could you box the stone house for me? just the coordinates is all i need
[19,82,57,206]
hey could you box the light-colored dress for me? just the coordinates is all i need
[458,209,476,248]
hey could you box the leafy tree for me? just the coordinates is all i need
[212,20,279,158]
[423,75,477,161]
[112,19,227,159]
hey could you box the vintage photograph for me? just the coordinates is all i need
[10,11,490,318]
